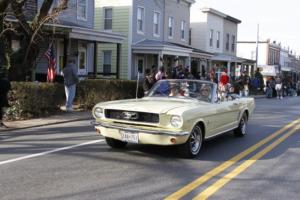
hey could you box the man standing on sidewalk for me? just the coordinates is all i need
[63,58,79,112]
[238,71,250,97]
[0,69,11,127]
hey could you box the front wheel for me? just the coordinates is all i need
[105,137,127,149]
[178,125,203,158]
[234,113,247,137]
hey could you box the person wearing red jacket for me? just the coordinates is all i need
[219,71,229,86]
[218,71,229,101]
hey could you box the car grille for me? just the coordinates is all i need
[105,109,159,123]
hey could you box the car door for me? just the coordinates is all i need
[209,100,240,136]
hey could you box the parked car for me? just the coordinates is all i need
[92,79,255,158]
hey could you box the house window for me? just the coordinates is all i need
[226,33,230,51]
[78,43,87,75]
[153,12,160,36]
[137,7,145,33]
[209,29,213,47]
[103,51,112,74]
[181,20,186,40]
[231,35,236,52]
[77,0,87,20]
[104,8,112,30]
[217,31,220,48]
[168,17,174,38]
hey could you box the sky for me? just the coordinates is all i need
[192,0,300,55]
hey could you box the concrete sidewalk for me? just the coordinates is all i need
[0,111,93,132]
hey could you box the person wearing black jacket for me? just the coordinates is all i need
[238,71,250,97]
[0,69,11,128]
[143,68,155,94]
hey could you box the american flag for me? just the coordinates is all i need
[44,43,56,82]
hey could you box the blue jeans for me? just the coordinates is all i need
[65,84,76,109]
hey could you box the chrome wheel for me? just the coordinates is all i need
[178,125,203,158]
[190,126,202,155]
[241,117,246,135]
[234,113,248,137]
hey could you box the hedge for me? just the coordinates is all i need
[5,79,144,120]
[6,82,65,120]
[76,79,144,109]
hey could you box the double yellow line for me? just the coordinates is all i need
[165,118,300,200]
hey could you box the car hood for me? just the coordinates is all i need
[96,97,203,114]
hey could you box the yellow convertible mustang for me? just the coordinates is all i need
[92,80,255,158]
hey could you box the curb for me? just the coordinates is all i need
[252,95,266,99]
[0,117,93,133]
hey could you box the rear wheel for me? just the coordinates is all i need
[234,113,247,137]
[178,125,203,158]
[105,137,127,148]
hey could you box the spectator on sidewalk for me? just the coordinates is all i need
[219,70,229,86]
[238,71,250,97]
[207,71,217,84]
[0,69,11,128]
[63,58,79,112]
[143,68,155,94]
[155,66,166,81]
[254,68,264,90]
[275,76,283,99]
[296,80,300,96]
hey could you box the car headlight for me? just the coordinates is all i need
[170,115,183,128]
[93,107,104,119]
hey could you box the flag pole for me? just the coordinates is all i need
[136,72,140,100]
[255,24,259,71]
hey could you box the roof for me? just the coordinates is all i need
[201,7,241,24]
[183,0,196,4]
[5,18,125,44]
[212,53,256,63]
[132,39,193,56]
[132,39,213,58]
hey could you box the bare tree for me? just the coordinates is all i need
[0,0,10,72]
[0,0,69,81]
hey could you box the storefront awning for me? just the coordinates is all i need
[281,66,292,72]
[259,65,278,76]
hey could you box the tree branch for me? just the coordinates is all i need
[31,0,54,30]
[0,0,10,13]
[11,0,32,36]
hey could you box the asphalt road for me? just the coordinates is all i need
[1,97,300,200]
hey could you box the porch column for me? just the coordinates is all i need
[251,64,255,76]
[63,37,69,68]
[227,61,231,76]
[93,41,97,78]
[208,60,212,73]
[117,43,121,79]
[158,52,163,68]
[187,56,191,71]
[234,62,237,77]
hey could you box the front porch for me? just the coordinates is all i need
[34,24,124,81]
[210,54,256,81]
[131,39,194,79]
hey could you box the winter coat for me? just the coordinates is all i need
[0,77,11,107]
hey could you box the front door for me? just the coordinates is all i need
[135,55,145,79]
[56,40,64,74]
[78,43,87,75]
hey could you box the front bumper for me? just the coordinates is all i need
[92,121,190,145]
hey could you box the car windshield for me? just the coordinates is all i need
[146,79,214,103]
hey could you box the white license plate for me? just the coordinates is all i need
[120,131,139,143]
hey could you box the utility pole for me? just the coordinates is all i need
[255,24,259,71]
